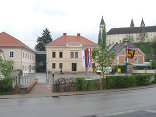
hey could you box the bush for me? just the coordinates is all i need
[106,75,136,88]
[135,74,150,86]
[0,78,13,95]
[75,77,87,91]
[105,74,150,89]
[75,78,101,91]
[14,69,23,74]
[154,74,156,83]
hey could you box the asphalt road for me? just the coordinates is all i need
[1,87,156,117]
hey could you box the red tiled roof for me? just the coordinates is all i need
[47,34,98,46]
[0,32,35,52]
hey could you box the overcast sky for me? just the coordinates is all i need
[0,0,156,49]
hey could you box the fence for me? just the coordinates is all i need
[11,72,35,88]
[52,77,76,92]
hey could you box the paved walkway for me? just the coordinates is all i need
[29,83,51,95]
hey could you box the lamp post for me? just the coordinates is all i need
[124,39,129,75]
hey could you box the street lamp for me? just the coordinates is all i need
[124,39,129,75]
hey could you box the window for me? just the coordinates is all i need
[135,57,138,63]
[70,52,74,58]
[138,51,140,53]
[23,52,24,58]
[59,63,63,69]
[123,50,125,53]
[59,52,63,58]
[52,52,56,58]
[52,63,55,69]
[25,53,27,59]
[30,55,31,59]
[28,54,29,59]
[10,51,14,58]
[75,52,78,58]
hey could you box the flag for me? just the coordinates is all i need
[82,48,92,68]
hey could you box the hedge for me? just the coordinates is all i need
[106,75,136,88]
[106,74,150,89]
[75,74,151,91]
[154,73,156,83]
[0,78,13,95]
[135,74,150,86]
[75,78,101,91]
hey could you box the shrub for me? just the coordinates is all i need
[154,74,156,83]
[106,75,136,89]
[75,78,101,91]
[14,69,23,74]
[75,77,87,91]
[0,78,13,95]
[135,74,150,86]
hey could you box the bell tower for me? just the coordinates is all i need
[99,16,105,32]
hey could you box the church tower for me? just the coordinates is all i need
[99,16,105,32]
[130,19,135,27]
[140,18,145,27]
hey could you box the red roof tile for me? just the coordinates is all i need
[47,34,98,46]
[0,32,35,52]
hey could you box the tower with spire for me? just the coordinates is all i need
[140,18,145,27]
[130,19,135,27]
[99,16,105,32]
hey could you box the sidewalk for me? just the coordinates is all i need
[1,83,156,99]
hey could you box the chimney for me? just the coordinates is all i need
[63,33,66,36]
[77,33,80,36]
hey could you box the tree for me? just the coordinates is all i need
[35,28,52,51]
[151,38,156,59]
[91,44,115,82]
[0,56,13,78]
[98,27,106,47]
[98,30,101,45]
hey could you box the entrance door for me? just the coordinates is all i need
[72,63,77,71]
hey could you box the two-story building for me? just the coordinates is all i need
[46,33,99,73]
[0,32,36,73]
[109,40,145,71]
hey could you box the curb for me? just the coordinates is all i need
[1,84,156,99]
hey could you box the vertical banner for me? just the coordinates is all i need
[82,48,92,68]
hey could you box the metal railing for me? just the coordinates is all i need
[11,72,36,88]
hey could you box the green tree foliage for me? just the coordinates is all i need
[98,30,101,45]
[0,57,13,78]
[35,28,52,51]
[151,38,156,59]
[91,44,115,80]
[98,27,106,47]
[102,27,107,47]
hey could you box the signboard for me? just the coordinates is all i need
[126,48,135,59]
